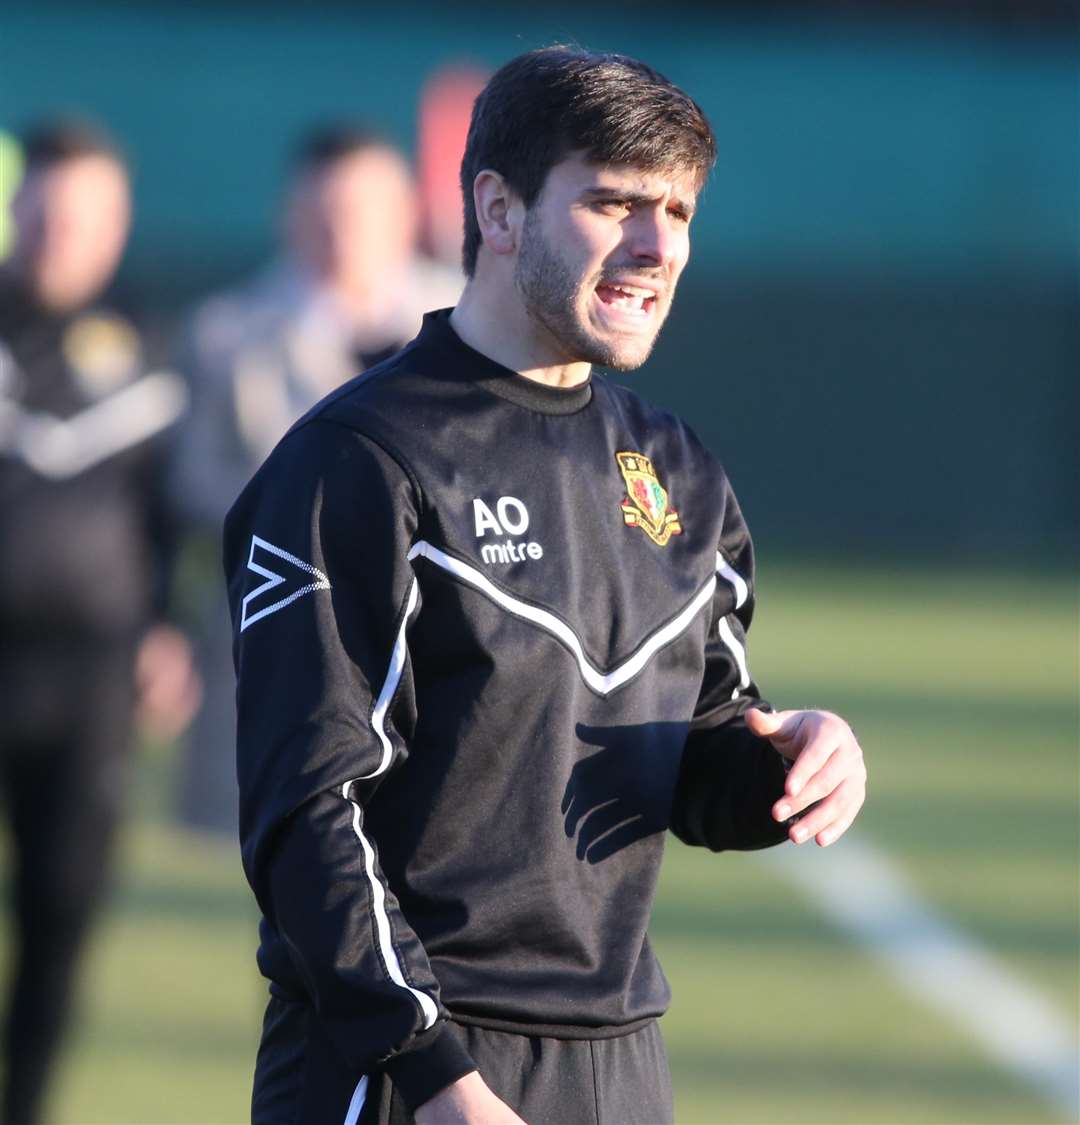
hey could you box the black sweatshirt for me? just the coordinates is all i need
[225,309,789,1111]
[0,280,180,643]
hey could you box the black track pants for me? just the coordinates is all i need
[0,641,134,1125]
[254,1001,674,1125]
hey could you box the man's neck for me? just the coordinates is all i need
[450,282,591,389]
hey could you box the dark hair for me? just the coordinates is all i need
[20,118,128,173]
[459,46,716,276]
[292,124,398,175]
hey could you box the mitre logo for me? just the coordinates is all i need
[240,534,331,632]
[472,496,544,565]
[615,451,683,547]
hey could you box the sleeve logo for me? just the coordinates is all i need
[240,534,331,632]
[615,451,683,546]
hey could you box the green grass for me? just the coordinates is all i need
[747,563,1079,1025]
[7,563,1076,1124]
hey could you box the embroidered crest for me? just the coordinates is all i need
[62,314,141,398]
[615,451,682,546]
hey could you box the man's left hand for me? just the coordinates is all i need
[744,708,866,847]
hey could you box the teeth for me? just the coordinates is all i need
[598,283,652,313]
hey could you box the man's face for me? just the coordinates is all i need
[289,146,418,297]
[12,154,131,311]
[513,154,697,371]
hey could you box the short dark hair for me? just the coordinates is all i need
[292,124,398,175]
[459,46,716,276]
[20,118,128,173]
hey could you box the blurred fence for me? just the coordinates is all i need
[5,0,1077,562]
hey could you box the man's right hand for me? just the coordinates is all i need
[413,1071,526,1125]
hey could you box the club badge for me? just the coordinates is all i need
[62,314,141,399]
[615,451,682,546]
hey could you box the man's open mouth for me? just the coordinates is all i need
[594,283,658,316]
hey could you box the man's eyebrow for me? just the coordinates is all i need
[580,187,653,204]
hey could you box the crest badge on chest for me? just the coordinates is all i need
[62,313,141,399]
[615,451,683,546]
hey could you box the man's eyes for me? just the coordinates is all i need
[592,198,693,223]
[594,198,632,214]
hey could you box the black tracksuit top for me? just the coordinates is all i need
[225,309,789,1110]
[0,281,171,645]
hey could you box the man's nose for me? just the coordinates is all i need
[625,209,681,267]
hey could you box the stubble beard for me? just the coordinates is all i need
[513,209,665,372]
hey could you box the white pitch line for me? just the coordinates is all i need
[758,836,1080,1121]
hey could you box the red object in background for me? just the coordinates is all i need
[417,64,488,268]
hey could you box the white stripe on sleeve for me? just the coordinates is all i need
[715,551,749,608]
[716,616,752,700]
[338,576,436,1032]
[343,1075,368,1125]
[342,783,439,1030]
[358,577,420,780]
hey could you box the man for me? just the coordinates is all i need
[0,121,196,1125]
[173,125,461,833]
[226,48,867,1125]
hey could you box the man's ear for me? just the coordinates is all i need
[472,169,523,258]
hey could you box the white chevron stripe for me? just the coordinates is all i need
[0,370,188,479]
[407,540,732,696]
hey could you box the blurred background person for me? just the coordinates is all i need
[416,64,489,269]
[170,123,462,835]
[0,120,198,1125]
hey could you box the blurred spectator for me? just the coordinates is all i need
[417,64,488,267]
[0,129,24,262]
[171,124,462,835]
[0,120,197,1125]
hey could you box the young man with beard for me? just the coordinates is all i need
[226,48,867,1125]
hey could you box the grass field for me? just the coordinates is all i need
[7,562,1076,1125]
